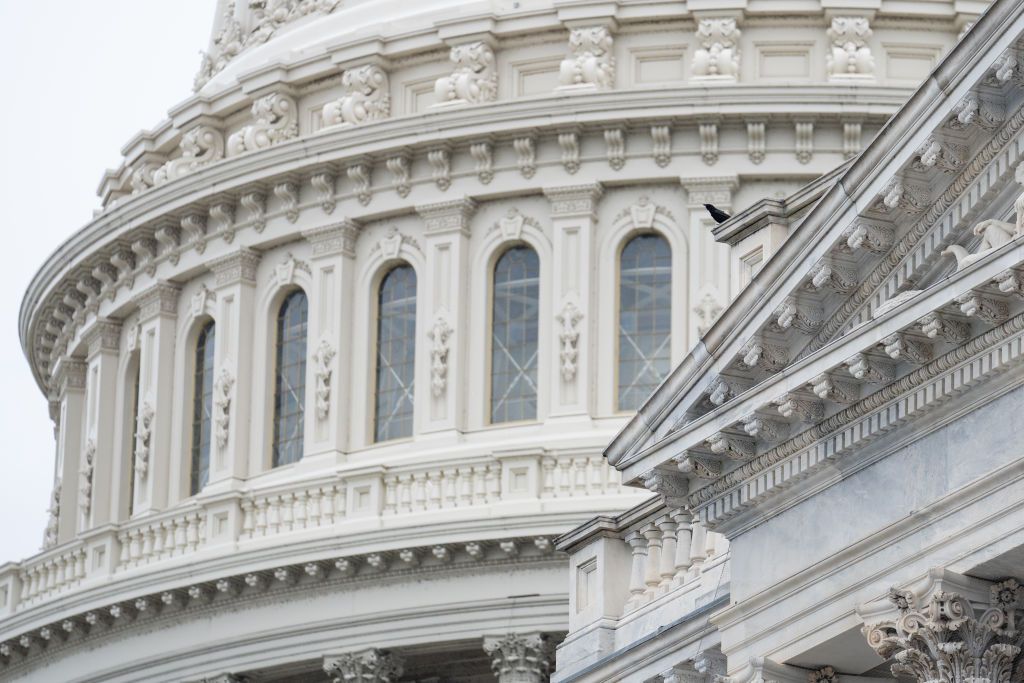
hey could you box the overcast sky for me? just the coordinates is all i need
[0,1,215,563]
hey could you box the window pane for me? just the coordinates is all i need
[272,290,308,467]
[491,246,540,423]
[375,265,417,442]
[191,321,216,495]
[618,235,671,411]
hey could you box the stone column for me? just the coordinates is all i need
[132,282,180,513]
[302,221,359,461]
[51,358,87,543]
[416,198,476,434]
[81,320,122,527]
[543,183,602,419]
[483,632,554,683]
[323,648,404,683]
[206,248,260,487]
[680,176,737,348]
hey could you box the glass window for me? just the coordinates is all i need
[272,290,308,467]
[618,234,671,411]
[491,246,540,423]
[190,321,216,495]
[374,265,417,442]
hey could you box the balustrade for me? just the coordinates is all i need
[16,546,86,607]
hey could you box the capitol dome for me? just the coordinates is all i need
[4,0,985,680]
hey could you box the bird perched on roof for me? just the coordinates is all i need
[704,203,731,224]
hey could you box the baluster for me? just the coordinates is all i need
[486,465,501,502]
[473,467,487,505]
[383,476,398,515]
[541,458,556,498]
[689,515,708,572]
[76,549,87,580]
[240,499,255,539]
[589,456,604,494]
[558,460,572,497]
[295,490,309,529]
[268,496,282,536]
[173,517,188,555]
[186,514,200,552]
[642,524,663,600]
[334,485,346,521]
[623,531,648,613]
[277,493,292,532]
[443,469,458,508]
[458,468,473,507]
[197,513,207,546]
[671,509,693,586]
[308,488,323,527]
[255,498,269,536]
[426,471,442,510]
[573,458,587,495]
[55,557,66,590]
[657,515,678,594]
[143,526,156,563]
[22,570,32,600]
[321,486,336,524]
[152,522,165,558]
[412,473,427,511]
[163,521,176,559]
[398,474,413,514]
[117,532,130,568]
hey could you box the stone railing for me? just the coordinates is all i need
[0,451,635,619]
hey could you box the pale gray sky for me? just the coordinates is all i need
[0,1,215,563]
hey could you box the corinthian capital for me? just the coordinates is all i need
[323,648,404,683]
[483,632,554,683]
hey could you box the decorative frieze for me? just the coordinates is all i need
[809,373,859,404]
[692,19,740,80]
[134,282,180,322]
[675,454,722,479]
[845,352,895,383]
[913,136,965,174]
[427,312,453,398]
[416,197,476,235]
[839,223,894,254]
[809,259,857,293]
[881,332,933,364]
[738,337,789,372]
[706,433,755,460]
[773,296,822,334]
[641,469,690,507]
[876,177,929,213]
[773,393,824,422]
[558,27,615,91]
[826,17,874,80]
[544,183,603,217]
[303,220,360,258]
[483,633,554,683]
[949,92,1003,131]
[955,291,1009,324]
[213,368,234,449]
[322,64,391,128]
[434,41,497,106]
[227,93,298,157]
[918,312,970,344]
[742,414,787,442]
[313,339,336,420]
[208,248,261,287]
[84,320,121,358]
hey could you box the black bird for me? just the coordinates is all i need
[704,203,731,224]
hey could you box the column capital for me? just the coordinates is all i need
[680,175,739,208]
[303,219,360,258]
[133,281,180,323]
[861,571,1024,682]
[415,197,477,236]
[544,182,603,218]
[207,247,261,288]
[51,358,88,396]
[83,319,121,358]
[323,648,404,683]
[483,632,554,683]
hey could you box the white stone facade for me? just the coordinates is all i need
[4,0,983,681]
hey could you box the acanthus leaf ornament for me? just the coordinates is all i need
[274,181,300,223]
[433,41,497,106]
[134,401,155,479]
[227,93,298,157]
[310,172,336,214]
[483,633,554,682]
[470,141,494,184]
[826,17,875,79]
[152,126,225,187]
[555,299,584,382]
[427,311,454,398]
[513,137,536,178]
[323,648,404,683]
[313,339,336,420]
[692,18,740,80]
[275,253,310,288]
[213,368,235,450]
[241,191,267,232]
[558,26,615,90]
[347,163,372,206]
[322,64,391,128]
[79,439,96,518]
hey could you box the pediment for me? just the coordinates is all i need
[607,0,1024,530]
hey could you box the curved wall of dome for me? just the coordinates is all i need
[3,0,984,680]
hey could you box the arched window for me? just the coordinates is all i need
[272,290,308,467]
[618,234,671,411]
[374,265,417,442]
[190,321,216,495]
[491,246,540,423]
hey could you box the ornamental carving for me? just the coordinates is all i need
[913,137,966,174]
[275,253,311,287]
[944,164,1024,272]
[863,580,1024,683]
[949,93,1004,132]
[191,284,216,317]
[739,337,788,372]
[134,401,154,478]
[555,299,583,382]
[427,311,453,398]
[490,209,540,240]
[43,481,61,548]
[706,433,755,460]
[514,137,536,178]
[79,440,95,518]
[323,648,404,683]
[826,17,874,79]
[694,291,723,336]
[614,196,674,231]
[558,27,615,90]
[214,368,235,449]
[227,93,298,157]
[151,126,225,187]
[692,19,740,80]
[434,42,497,106]
[313,338,335,420]
[372,226,421,259]
[483,633,554,683]
[323,64,390,128]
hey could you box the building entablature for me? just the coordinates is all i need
[604,0,1024,522]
